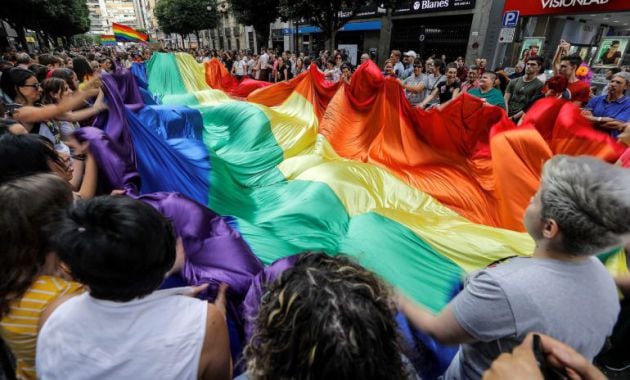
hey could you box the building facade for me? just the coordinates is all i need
[87,0,146,35]
[496,0,630,70]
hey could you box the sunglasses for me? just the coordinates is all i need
[413,65,422,68]
[21,82,41,89]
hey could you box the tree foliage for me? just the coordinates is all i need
[0,0,90,48]
[155,0,218,46]
[279,0,369,50]
[230,0,280,50]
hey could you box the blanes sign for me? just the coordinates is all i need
[395,0,476,15]
[503,0,630,16]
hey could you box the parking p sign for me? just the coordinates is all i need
[503,11,519,28]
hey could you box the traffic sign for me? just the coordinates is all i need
[498,28,515,44]
[502,11,519,28]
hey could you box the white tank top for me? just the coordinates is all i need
[36,287,208,380]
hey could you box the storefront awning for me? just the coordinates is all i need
[289,20,382,35]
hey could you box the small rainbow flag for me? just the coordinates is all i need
[100,34,117,46]
[112,23,148,42]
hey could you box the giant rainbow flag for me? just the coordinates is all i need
[112,22,148,42]
[80,54,627,377]
[88,53,627,314]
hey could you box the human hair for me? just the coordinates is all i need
[99,57,113,66]
[0,133,60,183]
[27,63,48,83]
[433,58,445,74]
[560,54,582,69]
[72,56,93,82]
[413,58,423,66]
[50,68,77,91]
[16,52,31,65]
[446,62,458,71]
[0,68,35,100]
[482,70,497,82]
[527,55,544,68]
[38,54,62,67]
[613,71,630,85]
[304,57,311,66]
[46,196,176,302]
[545,75,568,93]
[391,49,401,58]
[244,253,407,380]
[612,40,620,46]
[41,77,68,105]
[0,60,13,72]
[539,155,630,256]
[0,173,73,318]
[608,67,622,75]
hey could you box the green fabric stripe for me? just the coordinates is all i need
[146,52,188,98]
[199,100,462,310]
[145,54,463,309]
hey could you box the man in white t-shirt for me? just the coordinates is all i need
[232,53,248,79]
[258,48,270,82]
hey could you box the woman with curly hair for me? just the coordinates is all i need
[0,174,82,380]
[242,253,415,380]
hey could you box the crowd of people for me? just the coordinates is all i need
[0,42,629,380]
[192,43,630,143]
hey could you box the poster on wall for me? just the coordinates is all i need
[338,44,358,66]
[593,37,629,67]
[518,37,545,62]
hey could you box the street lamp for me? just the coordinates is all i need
[216,0,229,50]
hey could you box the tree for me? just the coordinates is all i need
[0,0,89,49]
[231,0,280,51]
[279,0,369,51]
[155,0,217,48]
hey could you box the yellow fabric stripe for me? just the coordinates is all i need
[254,91,533,272]
[256,92,319,159]
[278,136,534,272]
[173,53,209,92]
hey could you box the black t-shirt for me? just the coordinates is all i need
[279,63,293,81]
[436,80,460,103]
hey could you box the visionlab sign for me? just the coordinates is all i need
[395,0,476,15]
[503,0,630,16]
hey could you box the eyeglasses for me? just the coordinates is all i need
[21,82,41,89]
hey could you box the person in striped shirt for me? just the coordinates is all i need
[0,174,83,379]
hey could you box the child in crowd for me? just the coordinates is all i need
[36,196,232,380]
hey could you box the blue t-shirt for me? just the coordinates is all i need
[585,95,630,137]
[585,95,630,121]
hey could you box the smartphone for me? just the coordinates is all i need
[532,334,567,380]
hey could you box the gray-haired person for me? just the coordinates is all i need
[398,155,629,380]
